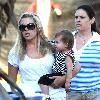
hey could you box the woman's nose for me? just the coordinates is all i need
[76,17,81,22]
[24,27,28,31]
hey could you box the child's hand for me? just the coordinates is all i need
[65,81,70,92]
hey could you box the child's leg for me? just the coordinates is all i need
[40,84,49,95]
[66,93,69,100]
[40,84,51,100]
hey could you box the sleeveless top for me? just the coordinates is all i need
[52,49,76,74]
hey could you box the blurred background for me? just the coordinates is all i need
[0,0,100,69]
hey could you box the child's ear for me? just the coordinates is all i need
[65,43,68,48]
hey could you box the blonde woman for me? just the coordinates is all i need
[8,12,66,100]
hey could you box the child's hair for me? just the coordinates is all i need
[55,29,74,50]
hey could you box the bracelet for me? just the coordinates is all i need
[66,81,71,84]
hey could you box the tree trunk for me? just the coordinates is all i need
[0,83,12,100]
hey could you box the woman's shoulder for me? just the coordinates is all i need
[93,31,100,38]
[9,46,16,54]
[8,46,18,60]
[8,46,19,66]
[43,52,54,63]
[46,52,54,58]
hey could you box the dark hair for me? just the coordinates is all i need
[55,29,74,50]
[76,5,98,32]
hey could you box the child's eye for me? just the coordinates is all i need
[55,41,58,44]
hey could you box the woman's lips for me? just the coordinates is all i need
[76,24,81,27]
[24,33,30,37]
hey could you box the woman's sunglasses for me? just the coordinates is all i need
[19,23,35,31]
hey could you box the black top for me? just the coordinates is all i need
[52,49,76,74]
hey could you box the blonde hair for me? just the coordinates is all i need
[14,12,54,60]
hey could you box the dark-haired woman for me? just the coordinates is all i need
[68,5,100,100]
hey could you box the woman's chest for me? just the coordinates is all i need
[77,44,100,68]
[19,54,54,72]
[75,37,88,50]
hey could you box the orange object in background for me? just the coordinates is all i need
[51,0,62,16]
[27,0,37,12]
[27,0,62,16]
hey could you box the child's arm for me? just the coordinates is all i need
[49,61,81,89]
[72,61,81,77]
[65,56,73,91]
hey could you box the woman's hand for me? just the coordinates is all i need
[49,75,66,88]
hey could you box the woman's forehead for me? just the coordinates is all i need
[75,9,88,17]
[20,17,34,24]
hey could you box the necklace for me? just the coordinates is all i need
[81,38,86,45]
[77,33,92,45]
[81,37,86,45]
[77,34,86,45]
[75,32,93,50]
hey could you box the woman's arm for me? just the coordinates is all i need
[50,60,81,88]
[8,63,18,83]
[8,63,19,91]
[50,75,66,88]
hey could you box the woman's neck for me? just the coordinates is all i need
[26,39,43,58]
[75,30,93,50]
[77,30,92,37]
[26,37,38,50]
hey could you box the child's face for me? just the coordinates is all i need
[55,36,67,52]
